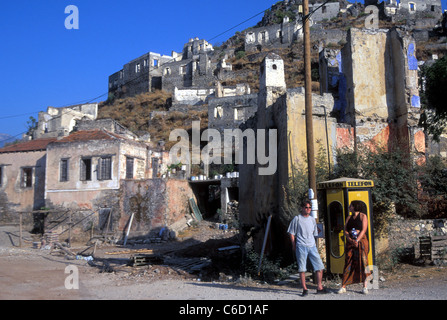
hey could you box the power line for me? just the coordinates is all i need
[0,106,99,144]
[0,5,272,125]
[0,5,269,143]
[1,1,329,143]
[0,112,39,121]
[208,8,270,42]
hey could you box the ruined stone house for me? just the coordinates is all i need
[0,122,197,241]
[108,38,216,99]
[238,53,337,254]
[207,93,258,136]
[34,103,98,139]
[108,52,175,98]
[381,0,442,17]
[244,17,304,53]
[43,129,183,237]
[238,26,425,256]
[367,0,442,27]
[44,129,151,210]
[162,38,216,92]
[0,138,57,222]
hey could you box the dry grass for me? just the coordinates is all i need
[98,90,208,148]
[97,13,447,150]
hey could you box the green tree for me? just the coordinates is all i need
[420,56,447,141]
[26,116,38,136]
[334,146,420,217]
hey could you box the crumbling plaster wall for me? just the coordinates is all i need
[341,27,424,154]
[0,150,47,214]
[119,179,194,237]
[277,90,336,174]
[342,28,389,123]
[173,87,215,106]
[239,53,337,255]
[208,93,258,136]
[273,89,336,230]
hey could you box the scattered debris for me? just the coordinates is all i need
[189,198,203,221]
[76,255,93,261]
[41,231,59,249]
[52,241,76,257]
[218,245,240,252]
[165,257,212,273]
[432,235,447,266]
[131,254,164,267]
[105,248,154,255]
[419,235,447,265]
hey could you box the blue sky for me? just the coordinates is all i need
[0,0,446,139]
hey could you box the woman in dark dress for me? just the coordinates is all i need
[337,201,370,294]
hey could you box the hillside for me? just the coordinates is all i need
[98,0,447,148]
[0,133,15,148]
[98,91,208,149]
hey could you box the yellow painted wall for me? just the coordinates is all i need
[285,92,337,174]
[349,29,389,118]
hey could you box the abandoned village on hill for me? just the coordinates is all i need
[0,0,446,263]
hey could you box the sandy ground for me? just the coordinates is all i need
[1,223,447,302]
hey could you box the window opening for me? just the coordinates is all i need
[60,159,69,182]
[22,167,33,188]
[80,158,92,181]
[98,157,112,180]
[126,157,134,179]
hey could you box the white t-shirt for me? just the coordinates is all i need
[287,214,317,247]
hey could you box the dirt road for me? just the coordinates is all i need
[1,225,447,302]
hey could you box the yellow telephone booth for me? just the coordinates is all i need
[317,177,376,275]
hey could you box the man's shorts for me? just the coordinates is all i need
[295,245,324,272]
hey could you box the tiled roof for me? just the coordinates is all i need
[52,129,124,143]
[0,138,57,153]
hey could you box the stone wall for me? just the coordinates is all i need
[161,55,217,93]
[338,27,424,156]
[119,179,195,239]
[35,104,98,139]
[208,94,258,136]
[308,1,340,22]
[109,52,174,98]
[244,18,302,53]
[76,119,139,140]
[0,150,48,214]
[376,216,447,267]
[173,87,215,106]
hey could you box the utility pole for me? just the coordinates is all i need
[303,0,317,221]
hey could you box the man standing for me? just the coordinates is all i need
[288,199,327,296]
